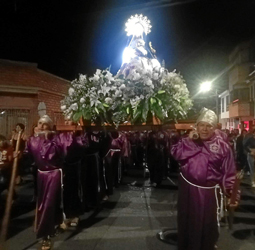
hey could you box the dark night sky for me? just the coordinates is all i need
[0,0,255,94]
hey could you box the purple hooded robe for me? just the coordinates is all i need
[27,134,64,238]
[58,132,73,156]
[59,131,84,218]
[171,133,236,250]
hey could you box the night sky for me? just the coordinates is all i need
[1,0,254,95]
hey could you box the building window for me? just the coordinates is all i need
[0,109,31,140]
[231,88,249,102]
[241,88,249,101]
[232,89,238,102]
[226,95,230,111]
[253,82,255,100]
[221,98,225,113]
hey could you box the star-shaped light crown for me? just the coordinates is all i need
[125,14,152,37]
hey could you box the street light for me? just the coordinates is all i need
[199,81,219,121]
[200,81,212,92]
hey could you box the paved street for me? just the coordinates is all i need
[1,170,255,250]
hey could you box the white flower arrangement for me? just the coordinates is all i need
[61,57,193,126]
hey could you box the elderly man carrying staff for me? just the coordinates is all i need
[26,115,64,250]
[171,108,237,250]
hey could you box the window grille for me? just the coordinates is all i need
[0,109,32,140]
[221,98,225,113]
[226,95,230,111]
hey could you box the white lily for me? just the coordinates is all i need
[96,69,101,75]
[99,84,111,96]
[70,103,78,111]
[68,87,75,96]
[105,71,114,81]
[60,105,66,111]
[105,97,113,104]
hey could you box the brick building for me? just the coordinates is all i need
[218,38,255,132]
[228,39,255,131]
[0,59,70,139]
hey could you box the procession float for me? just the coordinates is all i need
[59,14,193,131]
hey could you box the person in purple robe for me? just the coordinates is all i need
[171,108,237,250]
[121,132,132,174]
[82,130,111,210]
[60,130,85,227]
[26,115,64,250]
[103,131,124,199]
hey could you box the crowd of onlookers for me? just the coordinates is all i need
[224,128,255,187]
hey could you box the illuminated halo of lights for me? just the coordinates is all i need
[125,14,152,37]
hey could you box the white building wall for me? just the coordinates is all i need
[219,90,230,130]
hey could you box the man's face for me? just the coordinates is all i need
[42,123,50,131]
[197,121,215,140]
[16,125,22,132]
[37,120,50,132]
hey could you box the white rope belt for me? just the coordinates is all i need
[38,168,61,173]
[180,172,223,231]
[105,149,121,157]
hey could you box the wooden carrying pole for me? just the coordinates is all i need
[0,130,22,249]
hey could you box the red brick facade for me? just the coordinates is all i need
[229,101,252,118]
[0,59,70,138]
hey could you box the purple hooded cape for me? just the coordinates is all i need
[171,133,236,250]
[27,134,64,238]
[59,131,84,218]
